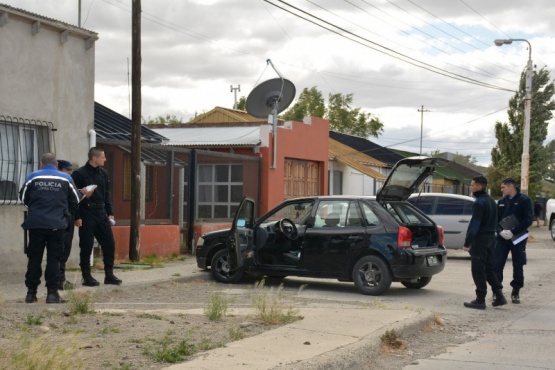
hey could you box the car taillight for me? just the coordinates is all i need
[397,226,412,248]
[437,225,444,246]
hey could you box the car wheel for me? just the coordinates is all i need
[401,276,432,289]
[211,249,243,283]
[352,255,392,295]
[551,219,555,241]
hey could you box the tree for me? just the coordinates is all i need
[488,66,555,198]
[236,96,247,111]
[142,114,183,125]
[326,93,384,138]
[546,139,555,180]
[281,86,325,121]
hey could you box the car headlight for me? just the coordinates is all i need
[196,236,204,247]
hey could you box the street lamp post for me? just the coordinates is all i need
[494,38,533,195]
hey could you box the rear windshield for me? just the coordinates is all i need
[384,202,433,225]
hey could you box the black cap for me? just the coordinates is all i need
[57,159,73,170]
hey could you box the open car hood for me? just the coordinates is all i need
[377,156,449,202]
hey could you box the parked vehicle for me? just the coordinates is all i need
[196,157,448,295]
[546,198,555,240]
[408,193,474,249]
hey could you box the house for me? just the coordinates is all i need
[152,107,330,243]
[0,4,97,272]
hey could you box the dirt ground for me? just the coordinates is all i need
[0,276,290,370]
[0,269,480,370]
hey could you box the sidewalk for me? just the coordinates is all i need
[0,258,432,370]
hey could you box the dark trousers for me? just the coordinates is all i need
[469,235,502,301]
[59,221,75,282]
[494,238,527,290]
[78,209,116,269]
[25,229,64,289]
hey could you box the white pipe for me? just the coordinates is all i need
[88,129,96,148]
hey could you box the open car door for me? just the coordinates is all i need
[228,196,255,270]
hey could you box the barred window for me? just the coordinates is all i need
[0,117,51,204]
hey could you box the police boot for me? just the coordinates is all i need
[104,267,122,285]
[463,298,486,310]
[512,288,521,304]
[45,287,61,304]
[81,267,100,287]
[492,289,508,307]
[25,288,37,303]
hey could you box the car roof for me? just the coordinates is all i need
[409,193,474,201]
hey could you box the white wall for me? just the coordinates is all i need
[0,7,96,272]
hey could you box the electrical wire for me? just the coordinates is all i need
[266,0,514,92]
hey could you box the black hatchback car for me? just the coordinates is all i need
[196,157,448,295]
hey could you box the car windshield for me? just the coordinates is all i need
[262,201,314,224]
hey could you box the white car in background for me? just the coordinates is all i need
[408,193,474,249]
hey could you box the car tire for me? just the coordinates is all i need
[211,249,243,284]
[551,219,555,241]
[400,276,432,289]
[352,255,392,296]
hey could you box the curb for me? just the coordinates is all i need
[275,310,432,370]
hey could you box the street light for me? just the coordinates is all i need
[494,38,533,195]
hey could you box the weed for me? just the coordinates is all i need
[113,364,133,370]
[143,336,196,363]
[228,326,246,341]
[251,280,303,325]
[140,254,164,267]
[204,292,229,320]
[100,327,120,335]
[369,298,387,309]
[67,291,95,315]
[0,334,83,370]
[102,311,124,317]
[137,313,164,320]
[24,315,43,326]
[380,329,406,350]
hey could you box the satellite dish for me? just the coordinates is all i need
[246,78,296,118]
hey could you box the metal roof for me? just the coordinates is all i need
[330,131,404,167]
[94,102,168,144]
[152,126,263,147]
[189,106,267,124]
[329,139,386,181]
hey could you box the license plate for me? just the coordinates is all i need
[427,256,438,266]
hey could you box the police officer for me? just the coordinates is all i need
[71,147,121,286]
[19,153,80,303]
[494,177,534,304]
[463,176,507,309]
[57,159,76,290]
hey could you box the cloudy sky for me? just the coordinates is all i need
[6,0,555,165]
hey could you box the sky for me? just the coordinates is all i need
[5,0,555,166]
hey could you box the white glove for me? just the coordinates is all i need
[500,230,513,240]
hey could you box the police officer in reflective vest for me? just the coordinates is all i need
[20,153,80,303]
[72,147,121,286]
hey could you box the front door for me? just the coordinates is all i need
[229,197,255,269]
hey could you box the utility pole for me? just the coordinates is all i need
[230,85,240,109]
[78,0,81,27]
[417,105,430,155]
[129,0,141,261]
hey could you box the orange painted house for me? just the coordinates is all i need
[153,107,330,242]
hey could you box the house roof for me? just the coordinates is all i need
[189,106,267,124]
[94,102,167,144]
[329,139,386,181]
[0,3,97,37]
[152,126,263,147]
[329,131,404,167]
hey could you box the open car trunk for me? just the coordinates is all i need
[384,201,441,249]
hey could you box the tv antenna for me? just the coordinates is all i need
[246,59,295,169]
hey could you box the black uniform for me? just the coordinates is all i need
[71,162,116,271]
[494,190,533,291]
[464,189,503,302]
[19,164,79,292]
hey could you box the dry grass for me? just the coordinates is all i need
[0,334,83,370]
[422,312,446,333]
[251,280,303,325]
[380,329,407,353]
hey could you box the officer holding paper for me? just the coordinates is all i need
[494,178,534,304]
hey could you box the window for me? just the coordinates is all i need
[362,203,381,226]
[0,119,50,204]
[197,163,243,219]
[328,170,343,195]
[313,200,350,228]
[408,196,436,214]
[435,197,470,215]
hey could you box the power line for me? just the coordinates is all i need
[266,0,514,92]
